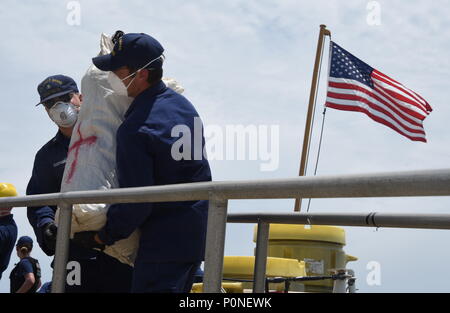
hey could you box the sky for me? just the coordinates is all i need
[1,0,450,293]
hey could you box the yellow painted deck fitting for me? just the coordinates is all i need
[223,256,307,292]
[190,257,306,293]
[254,224,357,293]
[223,256,306,279]
[191,282,244,293]
[254,224,346,245]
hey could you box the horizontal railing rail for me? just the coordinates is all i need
[1,169,450,208]
[227,212,450,230]
[0,169,449,293]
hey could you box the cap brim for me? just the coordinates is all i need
[16,241,33,247]
[92,54,118,71]
[36,90,74,106]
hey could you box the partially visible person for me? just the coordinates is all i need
[193,266,204,283]
[0,208,17,281]
[27,75,83,256]
[74,33,212,293]
[0,183,18,280]
[38,281,52,293]
[9,236,41,293]
[26,74,133,292]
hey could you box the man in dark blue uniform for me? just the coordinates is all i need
[74,33,212,293]
[0,207,17,280]
[27,75,132,292]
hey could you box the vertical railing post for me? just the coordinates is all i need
[52,203,73,293]
[347,269,356,293]
[332,269,348,293]
[203,193,228,293]
[253,221,270,293]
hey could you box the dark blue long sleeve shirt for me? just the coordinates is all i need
[26,131,96,259]
[26,132,67,231]
[0,215,17,280]
[98,81,212,263]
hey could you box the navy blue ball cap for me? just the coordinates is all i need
[36,75,79,106]
[92,33,165,72]
[16,236,33,248]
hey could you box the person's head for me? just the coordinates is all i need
[16,236,33,259]
[0,183,17,218]
[92,32,164,98]
[36,75,82,130]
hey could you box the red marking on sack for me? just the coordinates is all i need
[66,123,97,184]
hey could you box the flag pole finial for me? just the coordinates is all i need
[320,24,331,37]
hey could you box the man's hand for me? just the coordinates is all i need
[42,222,57,254]
[73,231,105,251]
[0,207,13,217]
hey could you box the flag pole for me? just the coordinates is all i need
[294,24,331,212]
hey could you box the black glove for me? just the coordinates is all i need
[42,222,57,255]
[73,231,105,251]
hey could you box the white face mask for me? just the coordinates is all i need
[107,71,135,97]
[106,54,165,97]
[48,101,79,128]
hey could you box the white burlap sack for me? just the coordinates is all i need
[57,33,184,266]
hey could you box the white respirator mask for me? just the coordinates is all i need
[48,101,79,128]
[107,54,165,97]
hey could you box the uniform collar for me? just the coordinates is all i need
[125,80,167,118]
[53,130,71,147]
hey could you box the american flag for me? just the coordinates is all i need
[325,42,432,142]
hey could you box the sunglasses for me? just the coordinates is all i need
[43,93,74,110]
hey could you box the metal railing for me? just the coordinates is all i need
[1,168,450,293]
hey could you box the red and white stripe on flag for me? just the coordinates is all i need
[325,42,432,142]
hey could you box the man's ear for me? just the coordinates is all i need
[139,68,150,82]
[78,93,83,103]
